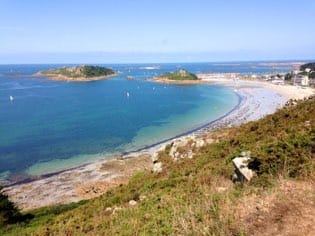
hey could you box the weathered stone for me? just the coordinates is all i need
[232,157,255,182]
[168,137,195,159]
[129,200,137,206]
[195,139,205,148]
[187,150,193,159]
[152,152,159,163]
[174,152,180,159]
[305,120,311,127]
[104,207,113,215]
[153,162,163,173]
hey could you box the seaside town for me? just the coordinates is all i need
[199,62,315,87]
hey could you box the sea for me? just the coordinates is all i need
[0,62,295,183]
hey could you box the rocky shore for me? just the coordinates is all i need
[152,77,206,84]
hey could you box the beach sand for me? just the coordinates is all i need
[4,78,314,210]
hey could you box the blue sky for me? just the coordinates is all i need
[0,0,314,63]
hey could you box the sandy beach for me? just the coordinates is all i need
[4,77,314,211]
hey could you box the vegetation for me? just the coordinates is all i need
[160,69,199,81]
[0,187,33,228]
[1,96,314,235]
[300,62,315,72]
[40,65,115,78]
[300,62,315,79]
[285,62,315,81]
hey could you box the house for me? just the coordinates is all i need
[301,76,310,86]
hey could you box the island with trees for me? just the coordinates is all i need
[153,69,202,84]
[36,65,117,82]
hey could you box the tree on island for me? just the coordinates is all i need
[160,69,199,81]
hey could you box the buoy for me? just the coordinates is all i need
[126,92,130,98]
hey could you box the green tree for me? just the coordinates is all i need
[0,186,30,227]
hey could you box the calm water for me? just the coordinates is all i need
[0,62,292,182]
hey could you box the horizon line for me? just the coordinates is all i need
[0,58,314,66]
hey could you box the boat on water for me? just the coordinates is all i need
[139,66,161,70]
[126,76,134,80]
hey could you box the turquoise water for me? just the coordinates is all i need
[0,63,290,182]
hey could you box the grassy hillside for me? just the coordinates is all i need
[1,97,314,235]
[160,69,199,81]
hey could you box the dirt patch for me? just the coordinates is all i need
[231,180,315,236]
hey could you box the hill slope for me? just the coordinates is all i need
[1,97,314,235]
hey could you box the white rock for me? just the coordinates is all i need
[187,150,193,159]
[153,162,163,173]
[105,207,113,213]
[169,145,177,158]
[151,152,159,163]
[232,157,255,182]
[129,200,137,206]
[174,152,180,159]
[195,139,205,148]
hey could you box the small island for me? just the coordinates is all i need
[153,69,202,84]
[36,65,117,82]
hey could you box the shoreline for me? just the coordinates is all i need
[152,77,206,84]
[121,92,242,155]
[3,78,314,210]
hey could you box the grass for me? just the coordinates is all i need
[1,96,314,235]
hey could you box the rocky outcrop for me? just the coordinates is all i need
[232,151,256,182]
[168,136,214,161]
[150,135,216,173]
[152,162,163,173]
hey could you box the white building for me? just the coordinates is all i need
[301,76,309,86]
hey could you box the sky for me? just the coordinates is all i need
[0,0,314,63]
